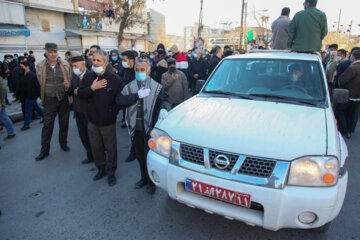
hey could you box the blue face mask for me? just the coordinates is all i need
[136,72,147,82]
[119,54,122,59]
[150,55,153,59]
[112,56,118,61]
[192,52,197,58]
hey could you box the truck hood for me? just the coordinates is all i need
[157,97,327,161]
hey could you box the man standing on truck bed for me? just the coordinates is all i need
[287,0,328,53]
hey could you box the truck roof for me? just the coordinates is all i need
[226,51,321,62]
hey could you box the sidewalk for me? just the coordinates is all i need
[5,93,24,123]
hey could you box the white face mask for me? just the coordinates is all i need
[92,65,104,74]
[336,56,342,61]
[122,61,129,68]
[291,74,300,83]
[73,68,82,76]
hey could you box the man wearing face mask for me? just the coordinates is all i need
[116,59,172,194]
[110,49,122,73]
[78,49,124,186]
[188,48,208,95]
[161,58,188,107]
[35,43,72,161]
[66,51,93,164]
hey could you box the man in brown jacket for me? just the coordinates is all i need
[161,58,188,107]
[335,50,360,139]
[35,43,72,161]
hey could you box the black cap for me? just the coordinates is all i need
[167,57,176,66]
[44,43,58,51]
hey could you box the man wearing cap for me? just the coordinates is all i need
[35,43,72,161]
[67,51,93,164]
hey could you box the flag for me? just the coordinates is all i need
[247,30,254,41]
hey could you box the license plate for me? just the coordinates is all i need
[185,178,251,208]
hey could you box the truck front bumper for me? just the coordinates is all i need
[147,150,348,231]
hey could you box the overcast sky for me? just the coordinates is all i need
[146,0,360,36]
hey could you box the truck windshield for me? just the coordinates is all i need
[203,59,327,103]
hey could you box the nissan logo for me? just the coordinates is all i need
[214,155,230,170]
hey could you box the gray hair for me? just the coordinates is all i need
[135,59,151,70]
[94,49,109,62]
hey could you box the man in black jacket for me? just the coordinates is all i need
[67,52,94,164]
[116,59,172,194]
[189,48,208,95]
[18,61,43,131]
[208,45,223,76]
[78,49,124,187]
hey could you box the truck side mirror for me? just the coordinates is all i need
[196,80,206,92]
[332,89,349,103]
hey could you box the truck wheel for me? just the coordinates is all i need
[313,220,333,233]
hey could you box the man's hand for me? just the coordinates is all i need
[171,74,179,80]
[193,74,199,79]
[137,87,151,99]
[64,78,70,90]
[158,109,168,120]
[74,88,78,95]
[91,77,107,91]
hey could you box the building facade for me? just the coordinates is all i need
[148,8,165,52]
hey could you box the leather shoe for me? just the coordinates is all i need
[35,152,49,161]
[146,185,156,194]
[93,169,106,181]
[135,179,147,189]
[60,145,70,152]
[4,134,16,141]
[125,151,136,162]
[81,158,93,164]
[21,126,30,131]
[108,175,117,187]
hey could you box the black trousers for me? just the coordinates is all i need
[75,111,93,161]
[335,100,358,135]
[41,96,70,153]
[88,121,117,175]
[133,130,154,186]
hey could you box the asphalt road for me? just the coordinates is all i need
[0,117,359,240]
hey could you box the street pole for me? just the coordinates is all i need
[337,9,341,32]
[244,2,248,50]
[348,20,352,45]
[239,0,245,50]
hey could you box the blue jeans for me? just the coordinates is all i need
[24,99,44,127]
[0,109,15,136]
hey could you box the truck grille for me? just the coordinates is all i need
[209,150,239,171]
[239,157,277,178]
[180,144,204,165]
[179,144,277,178]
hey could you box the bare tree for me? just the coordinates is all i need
[92,0,147,47]
[253,12,271,48]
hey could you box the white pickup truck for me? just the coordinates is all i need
[146,52,349,232]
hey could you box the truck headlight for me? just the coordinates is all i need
[288,157,339,187]
[148,128,172,158]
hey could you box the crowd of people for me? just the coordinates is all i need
[0,0,359,193]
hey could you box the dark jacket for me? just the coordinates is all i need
[338,62,360,99]
[119,67,135,85]
[208,55,221,76]
[16,71,40,100]
[12,64,24,90]
[161,69,188,105]
[189,57,208,81]
[287,7,328,52]
[78,70,124,126]
[334,59,352,88]
[68,69,90,115]
[111,59,123,73]
[150,59,168,84]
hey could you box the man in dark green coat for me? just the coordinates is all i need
[287,0,328,53]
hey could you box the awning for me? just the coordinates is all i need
[66,29,117,37]
[0,25,30,37]
[136,36,154,40]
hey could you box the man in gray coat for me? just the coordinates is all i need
[271,7,291,50]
